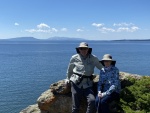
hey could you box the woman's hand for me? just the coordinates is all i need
[98,91,102,98]
[98,91,107,98]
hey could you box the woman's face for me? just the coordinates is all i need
[79,48,89,56]
[104,61,112,67]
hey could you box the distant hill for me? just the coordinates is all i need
[0,37,86,41]
[0,37,40,41]
[11,37,39,41]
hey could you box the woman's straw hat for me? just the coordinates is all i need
[100,54,116,66]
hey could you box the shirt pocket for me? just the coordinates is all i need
[75,64,84,71]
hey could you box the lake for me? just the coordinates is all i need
[0,40,149,113]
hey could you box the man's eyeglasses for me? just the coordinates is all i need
[79,48,88,50]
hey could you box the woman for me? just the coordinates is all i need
[95,54,121,113]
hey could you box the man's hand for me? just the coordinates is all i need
[64,79,71,88]
[65,79,70,84]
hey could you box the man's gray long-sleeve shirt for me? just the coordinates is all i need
[66,53,103,89]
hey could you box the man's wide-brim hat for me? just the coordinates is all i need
[100,54,116,66]
[76,42,92,54]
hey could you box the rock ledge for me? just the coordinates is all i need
[20,72,143,113]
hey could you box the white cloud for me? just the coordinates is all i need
[131,26,139,31]
[98,27,115,33]
[114,23,139,32]
[25,22,140,34]
[52,28,58,32]
[117,26,139,32]
[25,28,58,33]
[25,29,52,33]
[92,23,104,27]
[117,27,130,32]
[14,23,19,26]
[76,29,84,32]
[61,28,68,31]
[92,22,139,33]
[113,22,134,27]
[37,23,50,29]
[25,23,58,33]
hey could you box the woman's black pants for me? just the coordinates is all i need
[95,92,120,113]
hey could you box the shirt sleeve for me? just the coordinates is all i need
[97,70,103,92]
[66,57,75,80]
[94,56,103,70]
[106,68,120,95]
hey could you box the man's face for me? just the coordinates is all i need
[79,48,89,56]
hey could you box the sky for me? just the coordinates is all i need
[0,0,150,40]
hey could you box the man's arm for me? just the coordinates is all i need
[66,57,75,80]
[94,56,103,70]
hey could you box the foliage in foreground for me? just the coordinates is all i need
[120,76,150,113]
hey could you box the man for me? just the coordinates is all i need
[65,42,103,113]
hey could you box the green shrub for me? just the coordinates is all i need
[120,76,150,113]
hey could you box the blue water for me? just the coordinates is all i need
[0,40,150,113]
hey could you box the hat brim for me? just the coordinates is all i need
[99,60,116,66]
[76,48,92,54]
[78,45,89,48]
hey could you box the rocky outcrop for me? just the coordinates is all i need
[20,72,143,113]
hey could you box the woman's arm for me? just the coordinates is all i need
[106,68,120,95]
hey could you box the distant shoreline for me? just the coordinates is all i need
[0,37,150,41]
[113,39,150,41]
